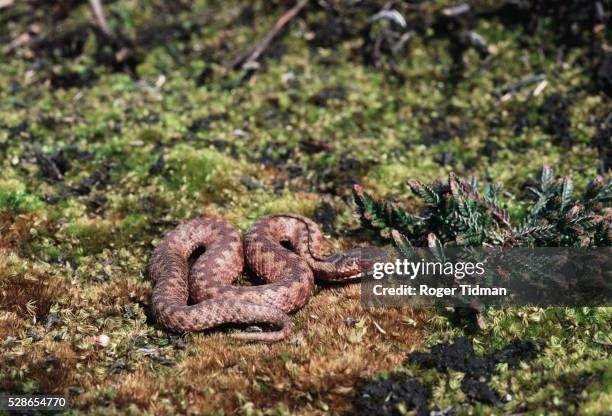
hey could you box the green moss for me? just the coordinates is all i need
[120,213,149,238]
[63,219,115,254]
[244,192,319,225]
[0,1,609,414]
[0,179,43,213]
[364,146,447,195]
[164,144,242,195]
[137,128,164,144]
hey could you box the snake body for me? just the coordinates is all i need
[149,214,376,341]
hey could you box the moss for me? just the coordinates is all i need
[0,0,609,414]
[120,213,149,238]
[164,144,243,195]
[245,192,319,223]
[63,218,116,254]
[364,147,447,196]
[0,179,43,213]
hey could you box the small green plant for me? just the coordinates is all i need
[0,181,43,214]
[0,190,28,213]
[354,164,611,248]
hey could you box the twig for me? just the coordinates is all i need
[530,79,548,97]
[3,24,41,54]
[497,74,546,100]
[3,1,111,55]
[442,4,470,17]
[228,0,309,70]
[593,337,612,347]
[89,0,112,36]
[369,9,407,29]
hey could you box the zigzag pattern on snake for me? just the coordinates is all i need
[149,214,382,341]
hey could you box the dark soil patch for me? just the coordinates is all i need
[311,156,373,196]
[557,372,600,408]
[35,146,94,183]
[354,337,538,415]
[421,112,470,146]
[49,69,99,89]
[313,202,337,234]
[189,113,229,132]
[406,337,538,404]
[35,152,65,183]
[355,374,430,416]
[310,17,354,48]
[433,151,455,166]
[309,86,346,106]
[596,49,612,96]
[539,94,573,146]
[482,139,501,162]
[592,113,611,174]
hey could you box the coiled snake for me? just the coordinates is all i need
[149,214,383,341]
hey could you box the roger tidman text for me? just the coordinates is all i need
[372,284,507,298]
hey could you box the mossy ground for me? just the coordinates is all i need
[0,1,610,414]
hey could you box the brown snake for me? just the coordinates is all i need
[149,214,383,341]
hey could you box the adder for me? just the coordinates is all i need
[148,214,384,341]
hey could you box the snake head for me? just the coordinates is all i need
[326,246,391,279]
[327,249,362,278]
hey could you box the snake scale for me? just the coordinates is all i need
[149,214,383,341]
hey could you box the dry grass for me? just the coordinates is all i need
[74,285,426,414]
[0,210,426,413]
[0,211,37,249]
[0,249,62,319]
[0,182,429,413]
[0,311,24,340]
[2,339,78,393]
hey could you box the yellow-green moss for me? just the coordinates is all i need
[0,1,609,414]
[164,144,243,195]
[0,179,43,213]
